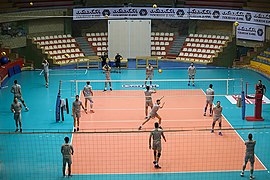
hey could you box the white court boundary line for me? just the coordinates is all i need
[81,119,213,123]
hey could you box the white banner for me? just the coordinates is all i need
[236,23,265,41]
[73,7,270,26]
[73,7,189,20]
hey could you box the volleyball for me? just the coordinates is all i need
[158,69,162,73]
[234,21,239,27]
[153,4,157,8]
[64,54,70,58]
[104,15,109,19]
[1,52,6,56]
[29,2,33,6]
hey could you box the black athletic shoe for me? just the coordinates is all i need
[110,88,112,91]
[74,128,76,132]
[103,89,107,92]
[188,83,190,86]
[154,164,161,169]
[138,126,142,130]
[15,129,19,132]
[77,127,79,131]
[153,161,157,164]
[20,129,22,133]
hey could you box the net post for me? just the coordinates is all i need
[75,80,78,96]
[245,82,248,98]
[226,79,229,95]
[241,90,246,120]
[55,80,62,122]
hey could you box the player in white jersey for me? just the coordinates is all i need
[240,133,256,180]
[83,81,94,113]
[61,137,74,177]
[11,97,23,132]
[72,95,87,132]
[145,63,154,86]
[211,101,223,136]
[144,85,156,118]
[42,59,49,88]
[10,80,29,111]
[204,84,214,116]
[149,122,166,169]
[139,99,165,130]
[187,62,196,86]
[102,64,112,91]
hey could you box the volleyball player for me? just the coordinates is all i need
[103,63,112,91]
[145,63,154,86]
[61,136,74,177]
[211,101,223,136]
[139,99,165,130]
[144,85,156,118]
[42,59,49,88]
[188,62,196,86]
[11,97,23,132]
[204,84,214,116]
[240,133,256,180]
[83,81,94,113]
[10,80,29,111]
[72,95,87,132]
[149,122,166,169]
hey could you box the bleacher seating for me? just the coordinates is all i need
[151,32,175,57]
[250,48,270,75]
[86,32,174,57]
[32,34,84,65]
[86,32,108,56]
[178,34,230,63]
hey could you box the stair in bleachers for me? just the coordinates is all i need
[86,32,108,56]
[168,35,186,56]
[151,32,175,57]
[75,37,96,56]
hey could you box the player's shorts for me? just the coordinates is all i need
[74,112,81,118]
[189,75,195,79]
[213,116,222,122]
[145,101,153,107]
[206,99,213,105]
[44,72,49,77]
[14,113,21,122]
[85,97,93,103]
[63,157,72,165]
[149,112,158,119]
[146,75,153,79]
[244,154,255,164]
[14,95,24,102]
[152,140,162,151]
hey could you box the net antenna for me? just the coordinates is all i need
[55,80,62,122]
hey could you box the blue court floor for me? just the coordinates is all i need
[0,65,270,180]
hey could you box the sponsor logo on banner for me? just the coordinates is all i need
[122,84,159,88]
[237,22,265,41]
[73,8,270,26]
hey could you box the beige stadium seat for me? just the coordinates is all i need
[189,34,194,37]
[183,48,188,51]
[205,44,210,48]
[197,49,202,53]
[212,35,216,39]
[97,37,102,41]
[40,41,45,45]
[217,40,222,44]
[169,33,174,36]
[62,49,66,53]
[100,32,105,36]
[105,32,108,36]
[154,37,159,41]
[53,45,58,49]
[155,41,160,45]
[88,38,92,41]
[189,53,194,57]
[36,37,41,40]
[45,36,49,40]
[62,39,67,43]
[213,40,217,44]
[58,44,62,48]
[79,53,84,57]
[165,42,169,46]
[203,34,207,38]
[214,45,219,49]
[156,46,161,50]
[67,34,72,38]
[63,35,67,38]
[165,32,169,36]
[75,48,80,52]
[151,42,155,45]
[71,44,76,48]
[71,54,75,58]
[97,47,102,51]
[67,39,71,43]
[169,37,173,41]
[198,54,203,58]
[66,44,71,48]
[156,32,160,36]
[184,53,188,57]
[225,36,229,40]
[216,35,221,39]
[161,46,165,51]
[199,39,204,43]
[160,32,165,36]
[102,37,107,41]
[207,55,212,59]
[71,39,76,42]
[164,37,169,41]
[203,54,207,58]
[161,51,166,56]
[160,41,165,46]
[90,33,95,36]
[57,50,62,54]
[102,42,107,46]
[186,38,190,42]
[211,50,215,54]
[45,41,49,45]
[41,36,45,40]
[49,35,53,39]
[194,34,198,38]
[209,39,213,43]
[92,42,97,46]
[187,43,191,47]
[58,35,63,38]
[204,39,209,43]
[151,46,156,50]
[151,51,156,55]
[198,34,203,38]
[86,33,91,37]
[195,39,199,42]
[206,49,211,53]
[196,44,201,48]
[192,48,196,52]
[97,52,102,56]
[157,51,161,56]
[66,49,71,53]
[102,47,107,51]
[201,44,205,48]
[221,41,226,45]
[71,49,75,53]
[96,32,100,36]
[179,52,184,56]
[97,42,102,46]
[151,32,155,36]
[210,45,214,49]
[188,48,192,52]
[194,53,198,58]
[48,40,53,44]
[58,39,62,43]
[53,50,57,54]
[92,37,97,41]
[151,37,154,41]
[202,49,206,53]
[160,37,164,41]
[207,35,212,38]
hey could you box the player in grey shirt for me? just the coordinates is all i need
[102,64,112,91]
[188,62,196,86]
[139,99,165,130]
[42,59,49,88]
[72,95,87,132]
[11,97,23,132]
[144,85,156,118]
[149,122,166,168]
[211,101,223,136]
[204,84,214,116]
[61,137,74,177]
[241,133,256,179]
[10,80,29,111]
[83,81,94,113]
[145,63,154,86]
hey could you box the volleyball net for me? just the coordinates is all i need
[0,127,269,180]
[61,78,243,99]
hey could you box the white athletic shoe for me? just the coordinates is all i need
[25,107,29,111]
[250,175,255,179]
[240,172,244,177]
